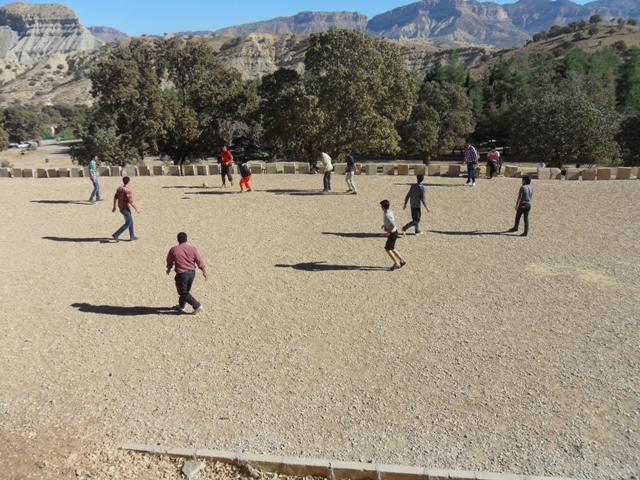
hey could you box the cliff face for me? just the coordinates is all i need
[214,11,368,37]
[0,2,103,64]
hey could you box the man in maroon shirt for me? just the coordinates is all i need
[112,176,140,241]
[166,232,207,314]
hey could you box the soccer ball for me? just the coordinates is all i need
[202,182,209,188]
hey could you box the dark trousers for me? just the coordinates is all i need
[403,207,422,233]
[466,163,476,183]
[221,164,233,185]
[323,171,332,191]
[175,271,200,309]
[514,204,531,235]
[488,161,497,178]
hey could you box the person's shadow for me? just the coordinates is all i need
[43,236,115,243]
[322,232,385,238]
[31,200,94,205]
[263,189,341,196]
[71,303,181,316]
[275,261,389,272]
[429,229,516,236]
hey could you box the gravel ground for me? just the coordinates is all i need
[0,174,638,480]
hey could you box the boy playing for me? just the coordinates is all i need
[380,200,406,270]
[402,174,430,235]
[238,159,252,192]
[220,145,234,188]
[345,148,357,194]
[508,175,533,236]
[487,145,500,179]
[88,154,101,202]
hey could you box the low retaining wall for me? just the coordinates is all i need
[122,444,572,480]
[1,164,638,180]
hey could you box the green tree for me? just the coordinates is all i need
[426,54,466,86]
[0,126,8,151]
[70,112,138,166]
[400,81,475,162]
[509,74,620,167]
[617,113,640,164]
[589,14,602,24]
[304,29,417,154]
[2,106,44,142]
[259,69,322,160]
[617,47,640,112]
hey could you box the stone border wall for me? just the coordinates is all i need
[122,443,573,480]
[1,163,638,180]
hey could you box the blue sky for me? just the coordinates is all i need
[15,0,591,36]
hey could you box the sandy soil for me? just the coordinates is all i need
[0,174,638,480]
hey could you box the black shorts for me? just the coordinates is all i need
[385,230,398,251]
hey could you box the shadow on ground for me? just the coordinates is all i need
[263,189,348,196]
[392,183,468,188]
[183,191,238,196]
[322,232,385,238]
[275,261,388,272]
[43,236,115,244]
[429,229,517,237]
[71,303,180,316]
[31,200,94,205]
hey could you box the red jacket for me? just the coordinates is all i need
[221,147,234,165]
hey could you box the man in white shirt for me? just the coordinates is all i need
[318,149,333,193]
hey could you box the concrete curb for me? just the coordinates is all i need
[121,443,573,480]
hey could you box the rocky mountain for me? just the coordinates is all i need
[88,26,128,43]
[0,2,102,64]
[212,0,640,49]
[213,11,368,36]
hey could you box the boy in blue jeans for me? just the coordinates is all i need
[402,174,430,235]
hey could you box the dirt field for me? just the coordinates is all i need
[0,174,638,480]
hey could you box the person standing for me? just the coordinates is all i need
[507,175,533,237]
[344,148,358,194]
[220,145,234,188]
[319,149,333,193]
[402,174,430,235]
[88,155,101,202]
[464,140,480,186]
[166,232,207,314]
[238,158,252,192]
[487,145,500,179]
[380,200,406,270]
[111,176,139,241]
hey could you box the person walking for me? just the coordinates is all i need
[487,145,500,179]
[166,232,207,314]
[319,149,333,193]
[112,176,139,241]
[238,158,252,192]
[380,200,406,270]
[88,155,102,202]
[344,148,358,194]
[220,145,234,188]
[402,174,430,235]
[464,140,480,186]
[507,175,533,237]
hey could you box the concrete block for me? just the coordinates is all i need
[138,165,151,176]
[196,165,208,176]
[46,168,58,178]
[283,163,296,174]
[581,168,596,180]
[208,164,220,175]
[152,165,164,176]
[182,460,206,480]
[537,168,550,180]
[36,168,48,178]
[22,168,35,178]
[98,166,110,176]
[616,167,632,180]
[596,168,611,180]
[12,168,23,178]
[124,166,138,176]
[549,168,561,179]
[70,167,84,178]
[377,464,426,480]
[331,461,378,480]
[83,167,90,177]
[382,164,395,175]
[333,164,346,175]
[446,164,462,177]
[565,168,581,180]
[504,165,519,178]
[109,166,122,177]
[632,167,639,179]
[397,164,410,175]
[183,165,196,176]
[414,164,426,176]
[166,165,181,176]
[365,164,378,175]
[266,163,278,174]
[57,168,70,177]
[297,163,309,174]
[427,165,441,176]
[0,167,10,177]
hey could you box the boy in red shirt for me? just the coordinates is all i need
[220,146,234,188]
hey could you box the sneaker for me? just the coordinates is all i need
[130,236,139,241]
[390,264,400,271]
[346,189,352,193]
[193,305,204,314]
[351,191,358,195]
[520,233,528,237]
[465,181,470,185]
[247,189,252,192]
[471,182,476,186]
[415,232,424,236]
[174,305,187,313]
[399,261,407,268]
[506,228,517,233]
[111,234,119,241]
